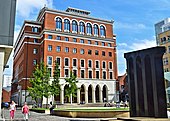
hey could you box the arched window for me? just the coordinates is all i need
[72,20,78,32]
[94,24,99,36]
[100,25,106,36]
[56,17,62,30]
[79,22,85,33]
[64,19,70,31]
[86,23,92,35]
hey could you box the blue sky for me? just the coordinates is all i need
[4,0,170,76]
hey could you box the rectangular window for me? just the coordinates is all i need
[95,50,99,55]
[109,62,113,69]
[102,42,105,46]
[33,59,37,65]
[73,59,77,67]
[33,48,38,54]
[81,70,85,78]
[95,41,98,45]
[102,51,105,56]
[108,43,111,47]
[48,68,52,77]
[80,49,85,54]
[81,60,85,67]
[32,27,38,32]
[65,37,69,41]
[65,47,69,53]
[56,46,61,52]
[56,57,60,66]
[103,71,106,79]
[73,70,77,77]
[48,35,52,39]
[73,38,77,42]
[48,45,52,51]
[47,56,52,65]
[80,39,84,43]
[96,61,99,68]
[73,48,77,54]
[109,72,113,79]
[88,40,91,44]
[88,50,92,55]
[88,70,92,78]
[109,52,112,57]
[96,71,99,79]
[57,36,61,40]
[88,60,92,68]
[102,61,106,69]
[65,58,69,66]
[34,39,38,43]
[65,69,69,77]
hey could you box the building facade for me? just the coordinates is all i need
[11,7,118,105]
[155,18,170,72]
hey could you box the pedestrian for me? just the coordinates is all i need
[9,101,16,120]
[49,101,54,114]
[22,102,29,121]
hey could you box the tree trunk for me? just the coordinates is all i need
[46,97,48,109]
[70,94,72,104]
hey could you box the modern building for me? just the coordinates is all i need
[3,75,12,87]
[0,0,16,119]
[11,7,118,105]
[155,18,170,103]
[155,18,170,72]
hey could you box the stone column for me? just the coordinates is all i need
[77,89,80,104]
[60,89,64,104]
[92,89,96,103]
[99,89,103,103]
[85,90,88,104]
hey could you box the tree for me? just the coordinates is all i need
[64,71,78,104]
[28,62,51,108]
[51,60,60,103]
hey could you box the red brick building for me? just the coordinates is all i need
[2,86,11,102]
[11,7,118,105]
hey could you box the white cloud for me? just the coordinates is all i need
[16,0,54,18]
[117,38,157,76]
[115,21,146,30]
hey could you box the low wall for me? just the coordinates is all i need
[53,110,129,118]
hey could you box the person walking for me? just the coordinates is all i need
[9,101,16,120]
[22,102,29,121]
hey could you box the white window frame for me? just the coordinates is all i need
[80,69,85,78]
[88,59,93,68]
[88,69,93,79]
[95,70,100,79]
[80,59,85,68]
[56,56,61,67]
[108,61,113,70]
[48,67,52,77]
[33,48,37,54]
[102,61,106,69]
[95,60,100,69]
[64,68,70,77]
[72,58,78,68]
[109,71,114,80]
[47,56,53,66]
[72,69,78,77]
[64,57,70,67]
[102,70,107,79]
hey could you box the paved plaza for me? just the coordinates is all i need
[1,108,117,121]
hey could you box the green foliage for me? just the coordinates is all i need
[28,62,51,104]
[51,60,60,96]
[64,71,78,98]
